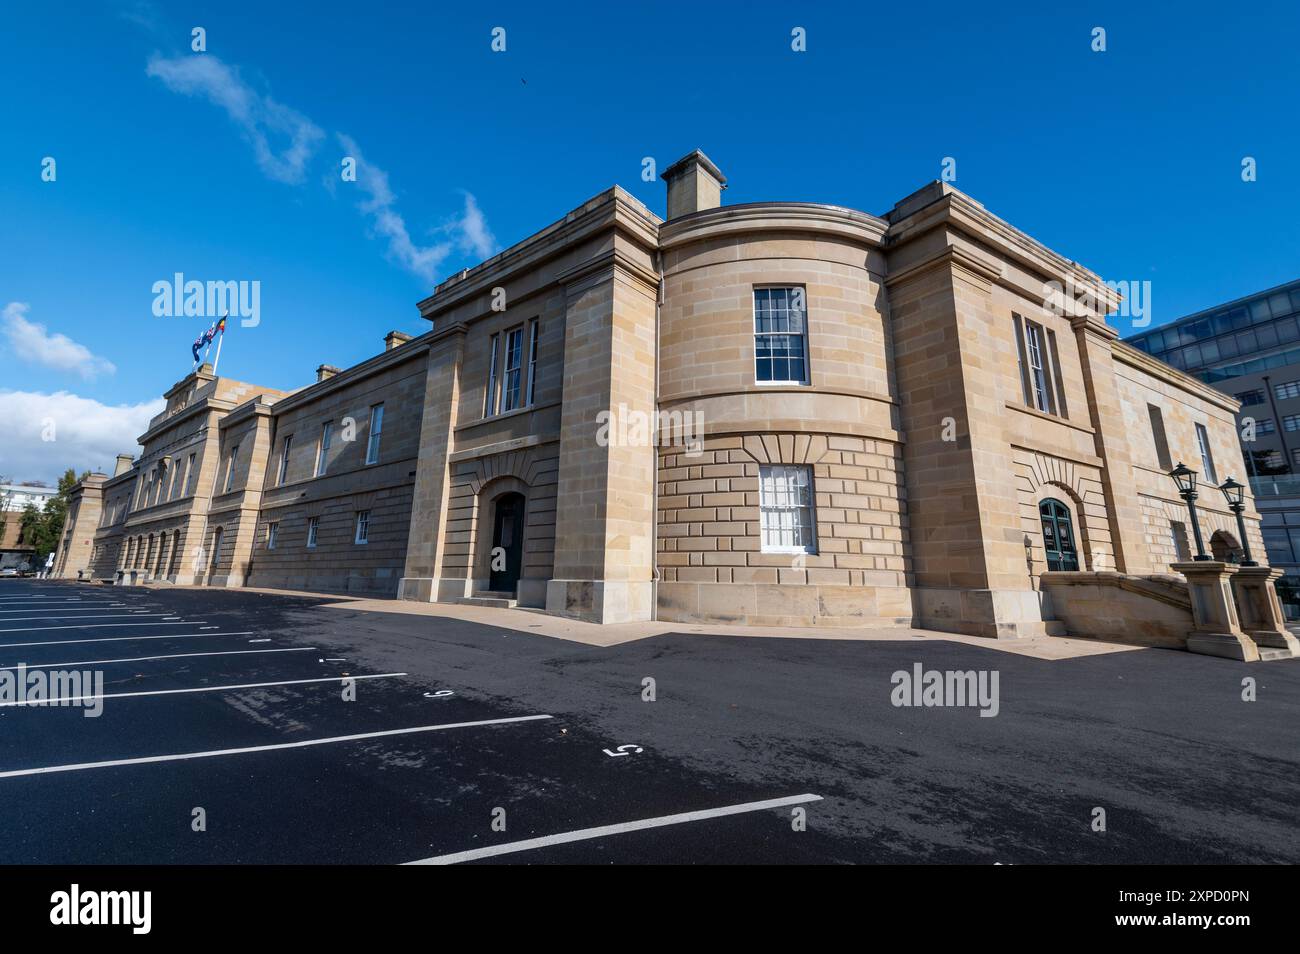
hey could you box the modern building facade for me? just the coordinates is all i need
[1,483,58,570]
[55,151,1273,645]
[1126,278,1300,616]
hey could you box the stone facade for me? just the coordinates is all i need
[55,149,1268,640]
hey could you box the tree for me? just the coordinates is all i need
[17,469,88,567]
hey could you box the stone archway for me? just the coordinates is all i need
[1210,529,1243,563]
[471,476,531,599]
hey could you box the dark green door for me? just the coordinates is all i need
[1039,498,1079,571]
[488,493,525,592]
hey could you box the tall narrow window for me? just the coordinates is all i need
[1170,521,1191,561]
[266,522,278,549]
[485,333,500,417]
[1196,423,1218,484]
[754,287,809,384]
[316,422,332,477]
[306,516,319,549]
[366,404,384,465]
[277,435,293,485]
[758,464,817,553]
[503,328,524,411]
[223,445,239,493]
[1023,321,1053,412]
[184,453,196,496]
[1148,405,1172,470]
[355,510,370,545]
[526,320,540,405]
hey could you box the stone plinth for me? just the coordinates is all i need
[1172,561,1259,662]
[1231,565,1300,655]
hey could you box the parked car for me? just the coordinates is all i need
[0,568,19,577]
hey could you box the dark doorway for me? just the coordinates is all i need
[1039,498,1079,571]
[488,493,525,593]
[1210,530,1242,563]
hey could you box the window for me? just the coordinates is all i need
[503,328,524,411]
[1276,380,1300,401]
[277,435,293,485]
[1169,521,1192,561]
[316,422,332,477]
[184,453,196,495]
[354,510,370,545]
[1195,422,1217,484]
[223,444,240,493]
[1016,316,1055,413]
[1147,405,1172,470]
[526,320,540,405]
[1254,417,1277,435]
[1236,388,1266,406]
[266,522,278,549]
[306,516,319,549]
[758,464,816,553]
[365,404,384,465]
[754,287,808,384]
[485,333,500,416]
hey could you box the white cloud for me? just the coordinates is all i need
[0,390,164,485]
[337,134,497,283]
[2,303,116,379]
[146,53,323,184]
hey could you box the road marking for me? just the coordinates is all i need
[0,607,137,614]
[0,647,315,671]
[0,671,407,707]
[0,714,554,779]
[0,622,205,633]
[0,614,174,623]
[402,794,825,865]
[0,631,254,649]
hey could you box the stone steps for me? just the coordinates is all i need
[452,591,518,609]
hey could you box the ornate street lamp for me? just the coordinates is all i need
[1217,477,1258,566]
[1169,462,1210,560]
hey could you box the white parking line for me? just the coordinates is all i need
[0,622,205,633]
[0,631,254,649]
[0,714,554,779]
[0,621,175,629]
[0,647,317,671]
[402,794,825,865]
[0,672,408,707]
[0,606,135,613]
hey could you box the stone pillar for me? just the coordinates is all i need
[399,329,465,602]
[1231,565,1300,655]
[1173,561,1260,661]
[546,256,658,623]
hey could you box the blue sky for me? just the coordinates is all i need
[2,0,1298,482]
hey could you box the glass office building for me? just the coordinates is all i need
[1126,278,1300,616]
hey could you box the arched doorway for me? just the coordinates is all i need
[209,527,223,578]
[488,492,526,593]
[1210,530,1243,563]
[1039,498,1079,571]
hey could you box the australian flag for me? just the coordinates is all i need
[191,316,227,363]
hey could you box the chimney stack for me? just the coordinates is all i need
[385,330,413,351]
[661,149,726,219]
[114,454,134,477]
[316,364,341,383]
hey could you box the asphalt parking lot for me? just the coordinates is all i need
[1,578,1297,864]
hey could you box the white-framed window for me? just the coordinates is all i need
[503,327,524,411]
[758,464,817,553]
[365,404,384,465]
[223,444,240,493]
[754,287,809,384]
[316,422,332,477]
[484,333,500,417]
[1195,422,1217,484]
[306,516,319,549]
[1013,315,1067,417]
[277,435,293,485]
[266,522,278,549]
[526,319,540,405]
[354,510,370,545]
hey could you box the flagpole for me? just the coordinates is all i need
[211,322,225,376]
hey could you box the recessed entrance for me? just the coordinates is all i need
[1039,498,1079,571]
[488,492,525,593]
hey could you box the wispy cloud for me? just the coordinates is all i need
[2,303,116,380]
[0,390,163,484]
[146,53,323,184]
[337,134,498,282]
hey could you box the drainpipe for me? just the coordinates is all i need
[652,249,663,622]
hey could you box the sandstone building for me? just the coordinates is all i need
[54,150,1279,649]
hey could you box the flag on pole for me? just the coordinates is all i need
[190,316,228,367]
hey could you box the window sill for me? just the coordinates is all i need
[1004,401,1094,435]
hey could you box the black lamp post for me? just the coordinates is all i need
[1217,477,1258,566]
[1169,462,1211,560]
